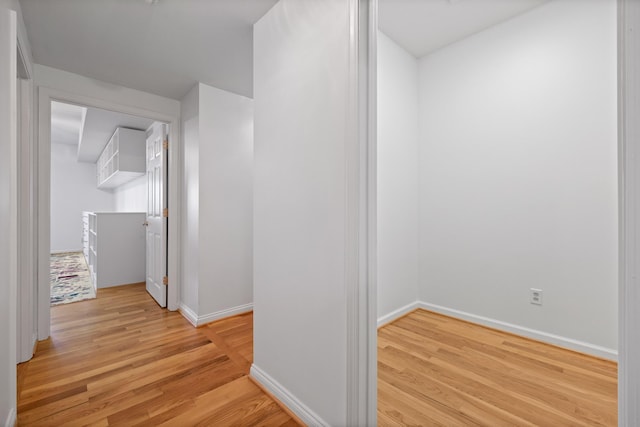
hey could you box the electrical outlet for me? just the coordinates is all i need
[530,288,543,305]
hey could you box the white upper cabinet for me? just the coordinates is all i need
[96,127,146,189]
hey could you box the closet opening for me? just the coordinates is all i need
[376,0,618,424]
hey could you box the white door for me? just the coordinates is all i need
[145,123,167,307]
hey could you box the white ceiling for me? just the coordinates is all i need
[24,1,548,99]
[20,0,279,100]
[379,0,548,58]
[51,101,154,163]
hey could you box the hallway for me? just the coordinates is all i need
[17,284,297,426]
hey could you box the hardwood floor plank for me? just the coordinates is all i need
[17,284,299,426]
[379,309,617,426]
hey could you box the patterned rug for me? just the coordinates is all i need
[50,252,96,306]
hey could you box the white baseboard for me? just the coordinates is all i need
[179,302,254,327]
[250,364,329,427]
[5,408,16,427]
[418,301,618,361]
[178,303,198,327]
[197,303,253,326]
[377,301,419,328]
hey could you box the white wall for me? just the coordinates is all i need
[179,82,253,323]
[198,84,253,316]
[113,175,146,212]
[377,31,420,323]
[0,0,31,424]
[50,143,115,252]
[252,0,353,424]
[180,84,199,314]
[0,6,16,426]
[416,0,618,351]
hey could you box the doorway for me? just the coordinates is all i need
[375,0,618,424]
[48,101,168,308]
[35,85,181,341]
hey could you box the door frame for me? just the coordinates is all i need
[346,0,377,425]
[617,0,640,424]
[36,87,181,339]
[1,8,18,424]
[16,30,34,363]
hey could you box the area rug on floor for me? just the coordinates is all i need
[50,252,96,306]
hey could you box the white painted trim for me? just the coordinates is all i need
[36,89,51,340]
[37,85,182,340]
[14,2,33,79]
[179,303,253,327]
[250,364,330,427]
[3,8,18,423]
[16,30,31,80]
[377,301,419,328]
[16,72,34,363]
[166,115,181,313]
[178,303,198,327]
[618,0,640,424]
[365,2,378,424]
[4,408,16,427]
[418,301,618,361]
[346,0,377,425]
[196,303,253,326]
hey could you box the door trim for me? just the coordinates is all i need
[36,87,181,339]
[17,77,34,363]
[346,0,377,425]
[1,8,18,421]
[618,0,640,424]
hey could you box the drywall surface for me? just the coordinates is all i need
[0,6,16,426]
[113,175,146,212]
[180,84,199,314]
[417,0,617,350]
[50,143,115,252]
[34,64,180,118]
[179,82,253,320]
[0,1,30,424]
[377,31,420,321]
[198,83,253,316]
[253,0,352,424]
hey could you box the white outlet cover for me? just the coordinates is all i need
[530,288,543,305]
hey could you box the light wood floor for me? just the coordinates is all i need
[17,283,298,426]
[19,286,617,426]
[378,309,618,426]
